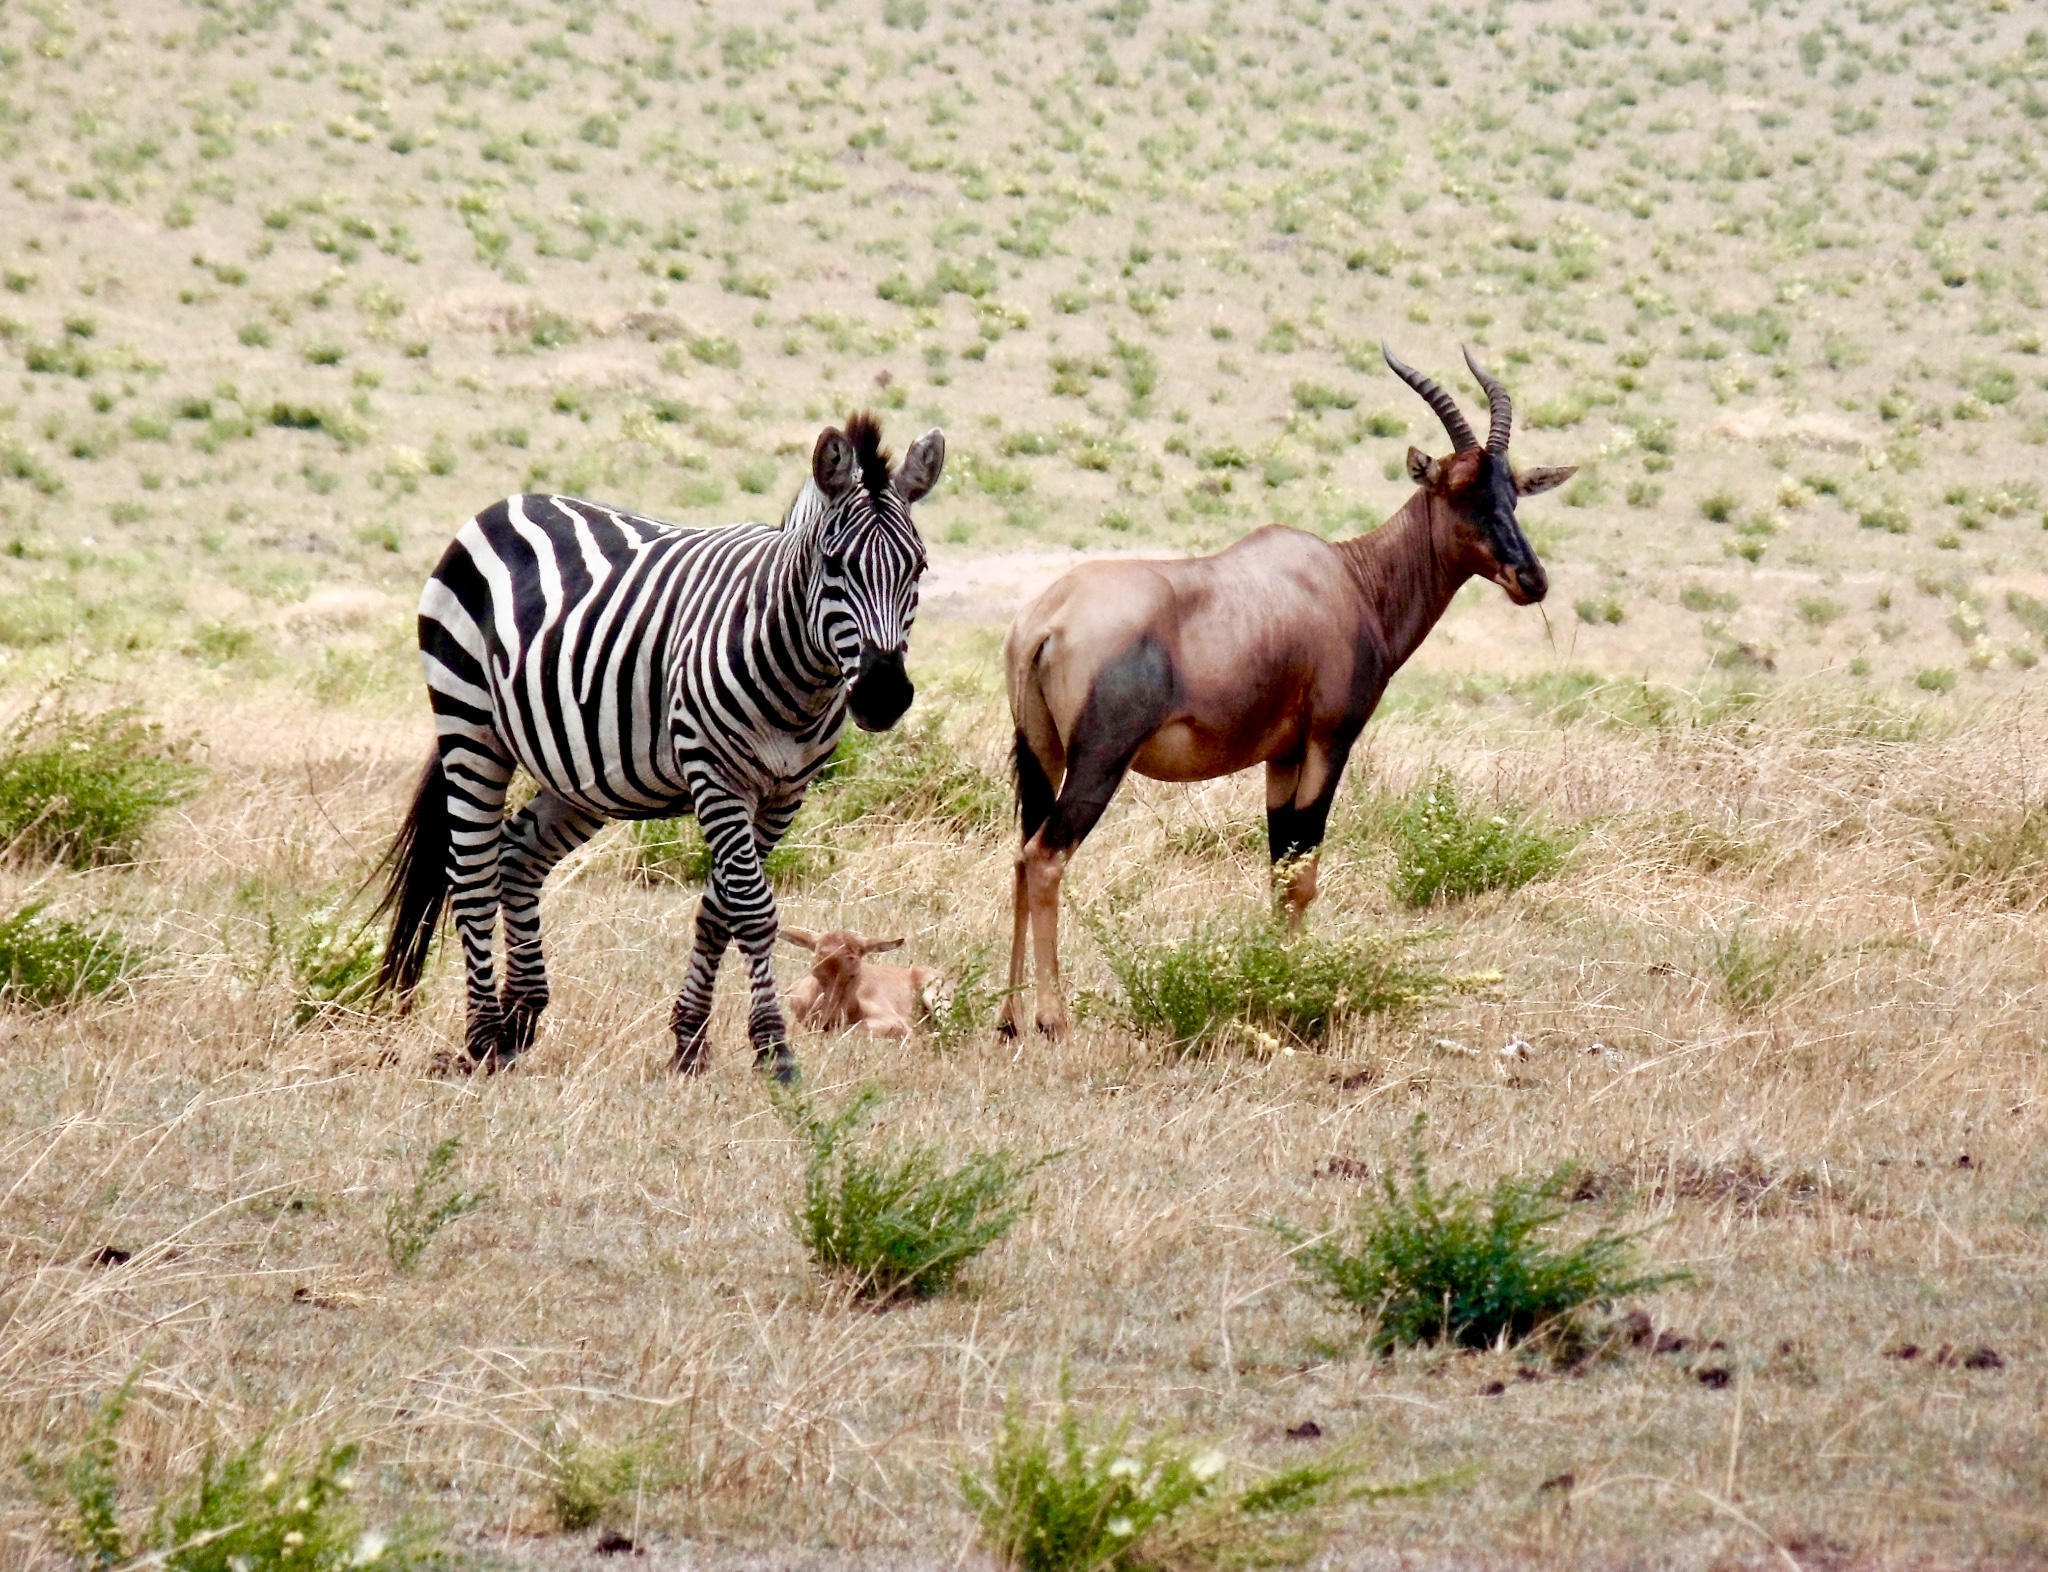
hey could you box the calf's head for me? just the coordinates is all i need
[807,413,943,732]
[1383,344,1575,606]
[780,926,905,986]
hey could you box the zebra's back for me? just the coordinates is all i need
[420,493,782,819]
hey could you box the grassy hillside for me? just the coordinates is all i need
[1,3,2046,1569]
[0,0,2043,685]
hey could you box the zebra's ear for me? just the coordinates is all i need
[894,428,945,504]
[812,427,859,501]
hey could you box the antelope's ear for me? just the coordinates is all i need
[812,427,859,501]
[894,428,945,504]
[1405,447,1440,488]
[779,926,819,950]
[1516,465,1576,496]
[862,936,906,955]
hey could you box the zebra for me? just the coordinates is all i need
[372,413,943,1082]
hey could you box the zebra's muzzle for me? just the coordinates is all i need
[848,646,914,732]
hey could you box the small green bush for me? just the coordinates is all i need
[962,1392,1374,1572]
[24,1375,427,1572]
[628,816,832,884]
[1574,593,1625,626]
[1094,913,1437,1051]
[1679,583,1740,613]
[384,1137,488,1274]
[543,1432,645,1533]
[0,700,199,868]
[284,902,382,1024]
[1274,1127,1680,1354]
[805,714,1008,836]
[1380,771,1568,907]
[1935,803,2048,908]
[1708,922,1821,1014]
[0,902,138,1007]
[783,1085,1051,1301]
[1698,488,1741,523]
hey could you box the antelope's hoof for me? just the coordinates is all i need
[1034,1015,1068,1041]
[995,1016,1019,1041]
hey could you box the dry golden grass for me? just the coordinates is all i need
[2,626,2044,1570]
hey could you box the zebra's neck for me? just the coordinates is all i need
[765,480,844,698]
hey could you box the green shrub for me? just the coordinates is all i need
[1274,1126,1680,1354]
[1708,922,1821,1014]
[283,902,382,1024]
[961,1392,1374,1572]
[1935,803,2048,908]
[1380,771,1568,907]
[628,816,832,884]
[805,714,1008,836]
[384,1137,488,1274]
[1914,665,1957,693]
[782,1085,1051,1301]
[1574,593,1625,626]
[1679,583,1739,613]
[24,1375,427,1572]
[0,902,138,1007]
[1796,595,1844,626]
[1093,913,1436,1051]
[543,1433,645,1533]
[0,700,199,868]
[1698,488,1741,523]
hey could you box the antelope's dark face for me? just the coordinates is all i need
[1385,343,1575,607]
[1407,446,1574,606]
[808,415,944,731]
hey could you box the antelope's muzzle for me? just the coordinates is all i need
[1512,562,1549,604]
[848,646,914,731]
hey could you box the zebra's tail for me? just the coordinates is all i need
[372,749,452,1007]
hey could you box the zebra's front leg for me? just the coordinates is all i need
[671,780,797,1083]
[498,789,606,1062]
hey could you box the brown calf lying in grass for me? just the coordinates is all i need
[781,927,948,1040]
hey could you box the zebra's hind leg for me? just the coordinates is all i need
[499,789,607,1062]
[437,736,515,1067]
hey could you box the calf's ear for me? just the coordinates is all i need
[862,936,906,954]
[1516,465,1577,496]
[779,926,819,950]
[894,429,945,504]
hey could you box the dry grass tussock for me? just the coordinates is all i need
[1,643,2044,1571]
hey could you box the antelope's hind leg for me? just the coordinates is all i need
[497,789,606,1061]
[1021,637,1176,1038]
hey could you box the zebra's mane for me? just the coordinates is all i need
[844,411,893,498]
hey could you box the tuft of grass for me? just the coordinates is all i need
[0,902,139,1008]
[0,699,200,868]
[1934,804,2048,909]
[23,1372,425,1572]
[961,1392,1377,1572]
[781,1085,1052,1302]
[282,901,382,1024]
[1379,771,1569,907]
[1708,921,1821,1014]
[384,1137,488,1274]
[805,714,1008,836]
[1680,583,1740,613]
[543,1431,646,1533]
[1093,912,1437,1052]
[1574,593,1625,626]
[1273,1123,1682,1355]
[1698,488,1741,523]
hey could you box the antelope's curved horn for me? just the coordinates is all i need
[1381,342,1477,452]
[1462,345,1512,454]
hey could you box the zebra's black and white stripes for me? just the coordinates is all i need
[375,414,942,1080]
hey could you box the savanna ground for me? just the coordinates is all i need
[1,0,2046,1567]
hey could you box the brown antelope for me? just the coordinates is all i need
[998,346,1574,1039]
